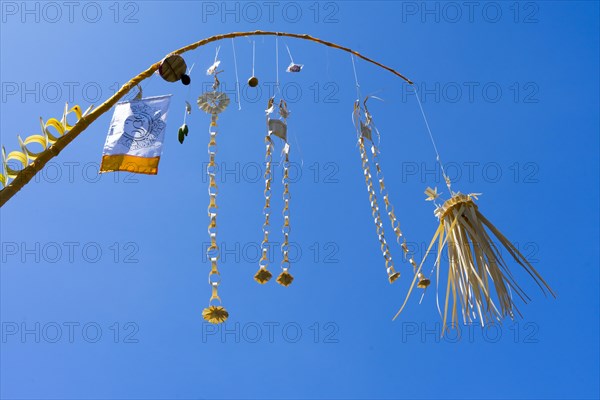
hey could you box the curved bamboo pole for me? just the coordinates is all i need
[0,30,413,207]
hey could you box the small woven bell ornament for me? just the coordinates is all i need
[416,272,430,289]
[394,187,556,332]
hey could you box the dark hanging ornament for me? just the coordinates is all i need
[248,40,259,89]
[178,124,188,144]
[248,76,259,87]
[159,54,188,85]
[286,63,303,73]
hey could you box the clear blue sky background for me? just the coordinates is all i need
[1,1,598,399]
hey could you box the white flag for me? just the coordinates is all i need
[100,95,171,175]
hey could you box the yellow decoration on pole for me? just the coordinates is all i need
[1,104,92,187]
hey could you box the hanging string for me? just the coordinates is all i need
[213,46,221,64]
[285,43,294,64]
[230,38,242,110]
[351,54,362,101]
[182,102,188,124]
[182,63,195,125]
[291,128,304,168]
[366,96,383,147]
[182,98,191,125]
[252,40,256,76]
[186,37,204,78]
[412,86,452,193]
[127,72,155,101]
[281,41,303,166]
[275,37,281,96]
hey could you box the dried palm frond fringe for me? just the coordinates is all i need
[394,192,555,332]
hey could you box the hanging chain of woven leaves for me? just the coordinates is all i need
[200,61,230,324]
[277,142,293,286]
[357,132,395,283]
[254,134,274,284]
[354,100,403,284]
[361,99,426,287]
[203,117,228,324]
[255,97,294,287]
[370,145,427,286]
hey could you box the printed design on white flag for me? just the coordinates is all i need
[100,95,171,175]
[104,95,171,157]
[117,102,166,151]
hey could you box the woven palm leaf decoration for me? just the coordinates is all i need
[394,185,555,331]
[389,85,556,332]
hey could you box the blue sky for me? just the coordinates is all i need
[1,1,598,399]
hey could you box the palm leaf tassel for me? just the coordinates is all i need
[394,192,555,333]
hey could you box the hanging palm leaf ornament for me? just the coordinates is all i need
[394,188,555,332]
[393,89,555,332]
